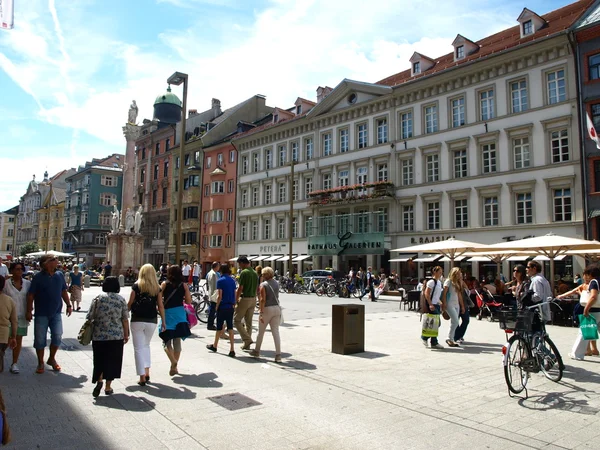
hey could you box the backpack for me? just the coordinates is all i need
[131,284,157,319]
[419,279,438,314]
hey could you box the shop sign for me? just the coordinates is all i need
[259,244,284,253]
[308,232,385,256]
[411,235,455,244]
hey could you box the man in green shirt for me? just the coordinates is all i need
[235,256,258,350]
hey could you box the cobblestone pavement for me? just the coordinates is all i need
[2,288,600,449]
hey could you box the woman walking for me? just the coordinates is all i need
[251,267,282,362]
[128,264,166,386]
[69,265,83,311]
[2,262,31,374]
[159,265,192,376]
[511,264,528,308]
[206,263,237,357]
[89,277,129,397]
[442,267,465,348]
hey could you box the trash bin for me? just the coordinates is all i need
[332,304,365,355]
[118,274,125,287]
[83,275,91,288]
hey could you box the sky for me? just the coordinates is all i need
[0,0,572,212]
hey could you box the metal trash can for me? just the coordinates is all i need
[118,274,125,287]
[83,275,91,288]
[332,304,365,355]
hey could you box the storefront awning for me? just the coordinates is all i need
[467,256,493,262]
[250,255,271,261]
[389,257,413,262]
[506,254,567,261]
[229,256,240,262]
[264,255,284,261]
[413,255,442,262]
[277,255,294,261]
[246,255,259,261]
[589,209,600,219]
[292,255,311,261]
[440,256,466,262]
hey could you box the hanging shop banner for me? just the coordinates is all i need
[308,232,385,256]
[1,0,14,30]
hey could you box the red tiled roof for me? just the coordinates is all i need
[297,97,317,106]
[232,112,309,142]
[377,0,594,87]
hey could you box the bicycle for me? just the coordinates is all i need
[499,299,564,398]
[191,291,210,324]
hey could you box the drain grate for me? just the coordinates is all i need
[208,392,262,411]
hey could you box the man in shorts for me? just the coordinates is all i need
[26,255,72,374]
[206,263,237,357]
[235,256,258,350]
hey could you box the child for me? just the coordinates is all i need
[0,276,18,373]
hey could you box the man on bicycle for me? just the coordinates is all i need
[525,261,552,327]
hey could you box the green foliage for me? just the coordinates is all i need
[20,241,39,256]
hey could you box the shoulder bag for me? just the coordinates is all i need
[265,281,284,325]
[77,297,99,346]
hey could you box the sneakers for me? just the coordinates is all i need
[228,351,236,358]
[421,339,428,348]
[274,354,282,363]
[9,363,19,374]
[249,350,260,358]
[431,343,444,350]
[568,353,584,361]
[206,344,217,352]
[446,339,459,347]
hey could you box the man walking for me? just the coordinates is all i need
[103,261,112,277]
[525,261,552,324]
[26,255,72,374]
[192,261,201,292]
[206,262,220,330]
[359,266,376,302]
[235,256,258,350]
[181,260,191,286]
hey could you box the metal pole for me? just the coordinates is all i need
[175,79,188,265]
[289,160,295,276]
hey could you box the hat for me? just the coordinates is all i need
[237,256,250,264]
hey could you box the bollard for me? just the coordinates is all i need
[84,275,91,288]
[119,274,125,287]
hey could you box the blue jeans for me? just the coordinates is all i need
[192,276,199,291]
[34,313,63,349]
[454,309,470,341]
[422,304,441,345]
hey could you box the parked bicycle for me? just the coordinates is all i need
[499,299,564,398]
[191,291,210,324]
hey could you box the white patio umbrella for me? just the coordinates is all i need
[392,238,489,265]
[26,250,75,258]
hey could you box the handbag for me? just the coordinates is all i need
[77,298,99,346]
[421,313,440,338]
[579,314,599,340]
[184,303,198,328]
[265,281,284,325]
[442,310,450,320]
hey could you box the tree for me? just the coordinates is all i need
[20,241,39,256]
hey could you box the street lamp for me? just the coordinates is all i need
[288,159,295,275]
[168,71,188,265]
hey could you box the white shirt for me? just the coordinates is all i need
[193,264,200,277]
[426,279,442,305]
[529,273,553,321]
[182,264,191,276]
[0,263,8,278]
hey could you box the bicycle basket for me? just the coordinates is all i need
[499,309,534,332]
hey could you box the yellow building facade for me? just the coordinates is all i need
[38,186,67,252]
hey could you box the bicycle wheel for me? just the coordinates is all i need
[352,286,361,298]
[326,284,336,297]
[504,335,530,394]
[537,335,564,382]
[195,299,209,323]
[315,284,325,297]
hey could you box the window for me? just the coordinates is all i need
[226,234,232,247]
[184,154,191,166]
[185,175,199,189]
[95,234,106,246]
[424,105,438,133]
[252,187,258,206]
[402,205,414,232]
[100,193,113,206]
[83,193,89,204]
[402,159,413,186]
[241,189,248,208]
[510,79,528,113]
[516,192,533,224]
[356,167,368,191]
[7,229,13,237]
[265,184,272,204]
[323,133,332,156]
[453,150,467,178]
[427,202,440,230]
[357,123,368,149]
[590,54,600,80]
[482,143,497,173]
[194,151,200,164]
[377,163,388,182]
[292,217,298,238]
[240,222,247,241]
[426,154,439,182]
[293,180,298,200]
[296,105,302,114]
[210,235,222,248]
[175,156,180,169]
[377,207,388,232]
[339,170,349,187]
[251,221,258,240]
[553,188,572,222]
[217,153,223,166]
[241,156,248,175]
[305,216,313,237]
[163,160,169,177]
[253,153,259,172]
[141,148,146,159]
[210,210,224,222]
[513,137,530,169]
[162,187,167,206]
[451,97,465,127]
[228,180,234,193]
[264,219,271,240]
[81,213,88,225]
[227,209,233,222]
[356,210,368,233]
[183,207,199,219]
[305,138,313,160]
[202,236,208,248]
[377,118,388,144]
[595,160,600,192]
[339,128,349,153]
[278,145,286,166]
[205,156,211,168]
[323,173,332,190]
[153,164,159,180]
[483,196,499,226]
[278,182,286,203]
[593,104,600,131]
[523,19,533,35]
[211,181,224,194]
[547,69,566,104]
[203,211,209,224]
[204,185,209,197]
[456,45,464,59]
[152,189,157,207]
[230,150,235,163]
[551,129,569,163]
[291,141,299,162]
[454,199,468,228]
[101,175,115,186]
[400,111,413,139]
[479,89,495,121]
[413,61,421,74]
[278,218,285,239]
[166,139,170,150]
[140,169,146,183]
[305,177,313,198]
[265,149,272,169]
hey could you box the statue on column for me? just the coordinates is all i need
[134,205,144,234]
[125,208,135,232]
[128,100,138,124]
[111,204,120,234]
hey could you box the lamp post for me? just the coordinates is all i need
[168,71,188,265]
[288,159,295,276]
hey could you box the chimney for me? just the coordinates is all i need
[188,109,198,118]
[212,98,222,116]
[43,170,49,182]
[317,86,333,103]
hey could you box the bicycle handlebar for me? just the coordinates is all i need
[524,297,563,311]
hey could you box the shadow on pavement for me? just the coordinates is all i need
[93,393,157,411]
[451,343,504,354]
[561,364,600,385]
[126,381,198,399]
[347,351,389,359]
[171,372,223,389]
[518,390,600,415]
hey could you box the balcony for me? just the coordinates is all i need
[307,181,396,206]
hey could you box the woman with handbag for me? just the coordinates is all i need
[454,276,473,344]
[250,266,282,362]
[442,267,465,348]
[69,265,83,311]
[2,262,31,374]
[128,264,166,386]
[159,265,192,376]
[88,277,129,397]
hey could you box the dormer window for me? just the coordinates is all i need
[517,8,546,39]
[452,34,478,62]
[296,105,302,114]
[413,61,421,74]
[409,52,434,77]
[273,114,279,123]
[523,20,533,35]
[456,45,464,60]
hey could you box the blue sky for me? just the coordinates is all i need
[0,0,571,212]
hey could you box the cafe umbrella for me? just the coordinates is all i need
[391,238,489,266]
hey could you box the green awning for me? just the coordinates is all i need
[589,209,600,219]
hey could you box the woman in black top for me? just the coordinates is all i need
[127,264,165,386]
[160,265,192,376]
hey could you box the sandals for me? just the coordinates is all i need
[46,359,61,371]
[35,366,45,374]
[137,381,146,386]
[169,364,178,376]
[105,389,114,395]
[93,382,103,398]
[206,344,217,353]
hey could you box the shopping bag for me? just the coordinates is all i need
[579,315,599,340]
[185,303,198,329]
[421,313,440,338]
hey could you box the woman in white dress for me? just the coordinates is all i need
[2,262,31,374]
